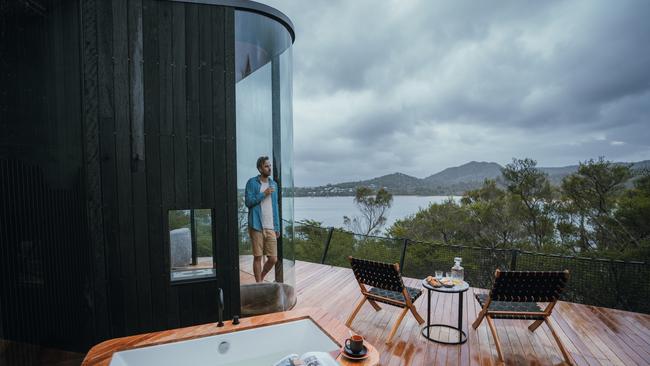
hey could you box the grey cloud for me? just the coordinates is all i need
[260,0,650,186]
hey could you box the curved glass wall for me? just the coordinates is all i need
[235,10,295,316]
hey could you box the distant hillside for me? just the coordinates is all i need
[294,160,650,197]
[296,172,433,196]
[334,172,424,190]
[540,160,650,185]
[425,161,502,184]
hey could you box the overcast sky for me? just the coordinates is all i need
[258,0,650,187]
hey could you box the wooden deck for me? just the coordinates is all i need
[291,260,650,366]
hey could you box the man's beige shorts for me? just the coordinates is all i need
[249,228,277,257]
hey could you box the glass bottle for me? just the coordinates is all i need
[451,257,464,282]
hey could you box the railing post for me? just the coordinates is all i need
[399,238,409,271]
[510,248,519,270]
[190,209,197,265]
[321,227,334,264]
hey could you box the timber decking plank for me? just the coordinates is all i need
[564,304,632,366]
[551,303,596,362]
[562,302,627,365]
[434,288,454,364]
[465,289,481,366]
[423,289,442,365]
[388,278,426,366]
[609,307,650,346]
[444,289,461,365]
[551,301,608,362]
[589,306,650,362]
[291,261,650,366]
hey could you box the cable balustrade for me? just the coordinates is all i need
[291,220,650,314]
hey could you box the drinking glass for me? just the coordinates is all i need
[445,272,451,279]
[435,270,443,279]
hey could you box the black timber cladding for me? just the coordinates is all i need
[0,0,240,352]
[1,0,89,353]
[84,0,237,340]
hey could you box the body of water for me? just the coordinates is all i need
[293,195,461,230]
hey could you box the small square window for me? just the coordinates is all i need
[168,209,215,282]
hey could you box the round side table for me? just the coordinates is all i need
[421,279,469,344]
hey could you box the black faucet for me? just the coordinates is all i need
[217,288,224,327]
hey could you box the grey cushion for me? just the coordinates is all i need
[169,228,192,267]
[240,282,297,316]
[475,293,545,320]
[367,286,422,307]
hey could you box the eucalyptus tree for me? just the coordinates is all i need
[501,158,555,250]
[462,179,521,249]
[562,158,634,252]
[343,186,393,236]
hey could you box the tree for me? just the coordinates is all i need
[381,157,649,263]
[554,195,589,253]
[389,198,469,245]
[168,209,190,231]
[501,158,555,250]
[343,186,393,236]
[461,179,521,249]
[617,174,650,238]
[294,220,329,263]
[561,158,634,252]
[616,174,650,260]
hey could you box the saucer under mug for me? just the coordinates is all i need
[343,344,368,358]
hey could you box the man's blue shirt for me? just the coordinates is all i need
[244,176,280,232]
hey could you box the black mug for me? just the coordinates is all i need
[345,334,364,354]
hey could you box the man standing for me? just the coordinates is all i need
[245,156,280,282]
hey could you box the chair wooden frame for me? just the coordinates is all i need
[472,269,574,365]
[345,256,424,344]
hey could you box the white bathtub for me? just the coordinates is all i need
[109,319,340,366]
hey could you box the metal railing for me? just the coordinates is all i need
[292,220,650,314]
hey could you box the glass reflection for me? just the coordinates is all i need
[280,47,295,281]
[235,11,291,82]
[235,9,295,316]
[168,209,215,282]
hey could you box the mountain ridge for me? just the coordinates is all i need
[294,160,650,197]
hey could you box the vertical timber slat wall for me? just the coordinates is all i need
[156,0,180,330]
[129,0,153,334]
[87,0,233,342]
[142,0,166,332]
[170,2,193,327]
[85,0,110,343]
[1,0,89,353]
[113,0,139,337]
[1,0,237,352]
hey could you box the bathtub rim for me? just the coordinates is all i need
[82,308,349,366]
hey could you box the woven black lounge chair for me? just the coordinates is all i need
[473,269,574,365]
[346,256,424,344]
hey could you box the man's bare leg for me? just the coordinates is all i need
[253,256,263,283]
[260,256,278,282]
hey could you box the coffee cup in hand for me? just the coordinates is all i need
[345,334,364,354]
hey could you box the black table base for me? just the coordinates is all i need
[422,279,469,345]
[421,324,467,344]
